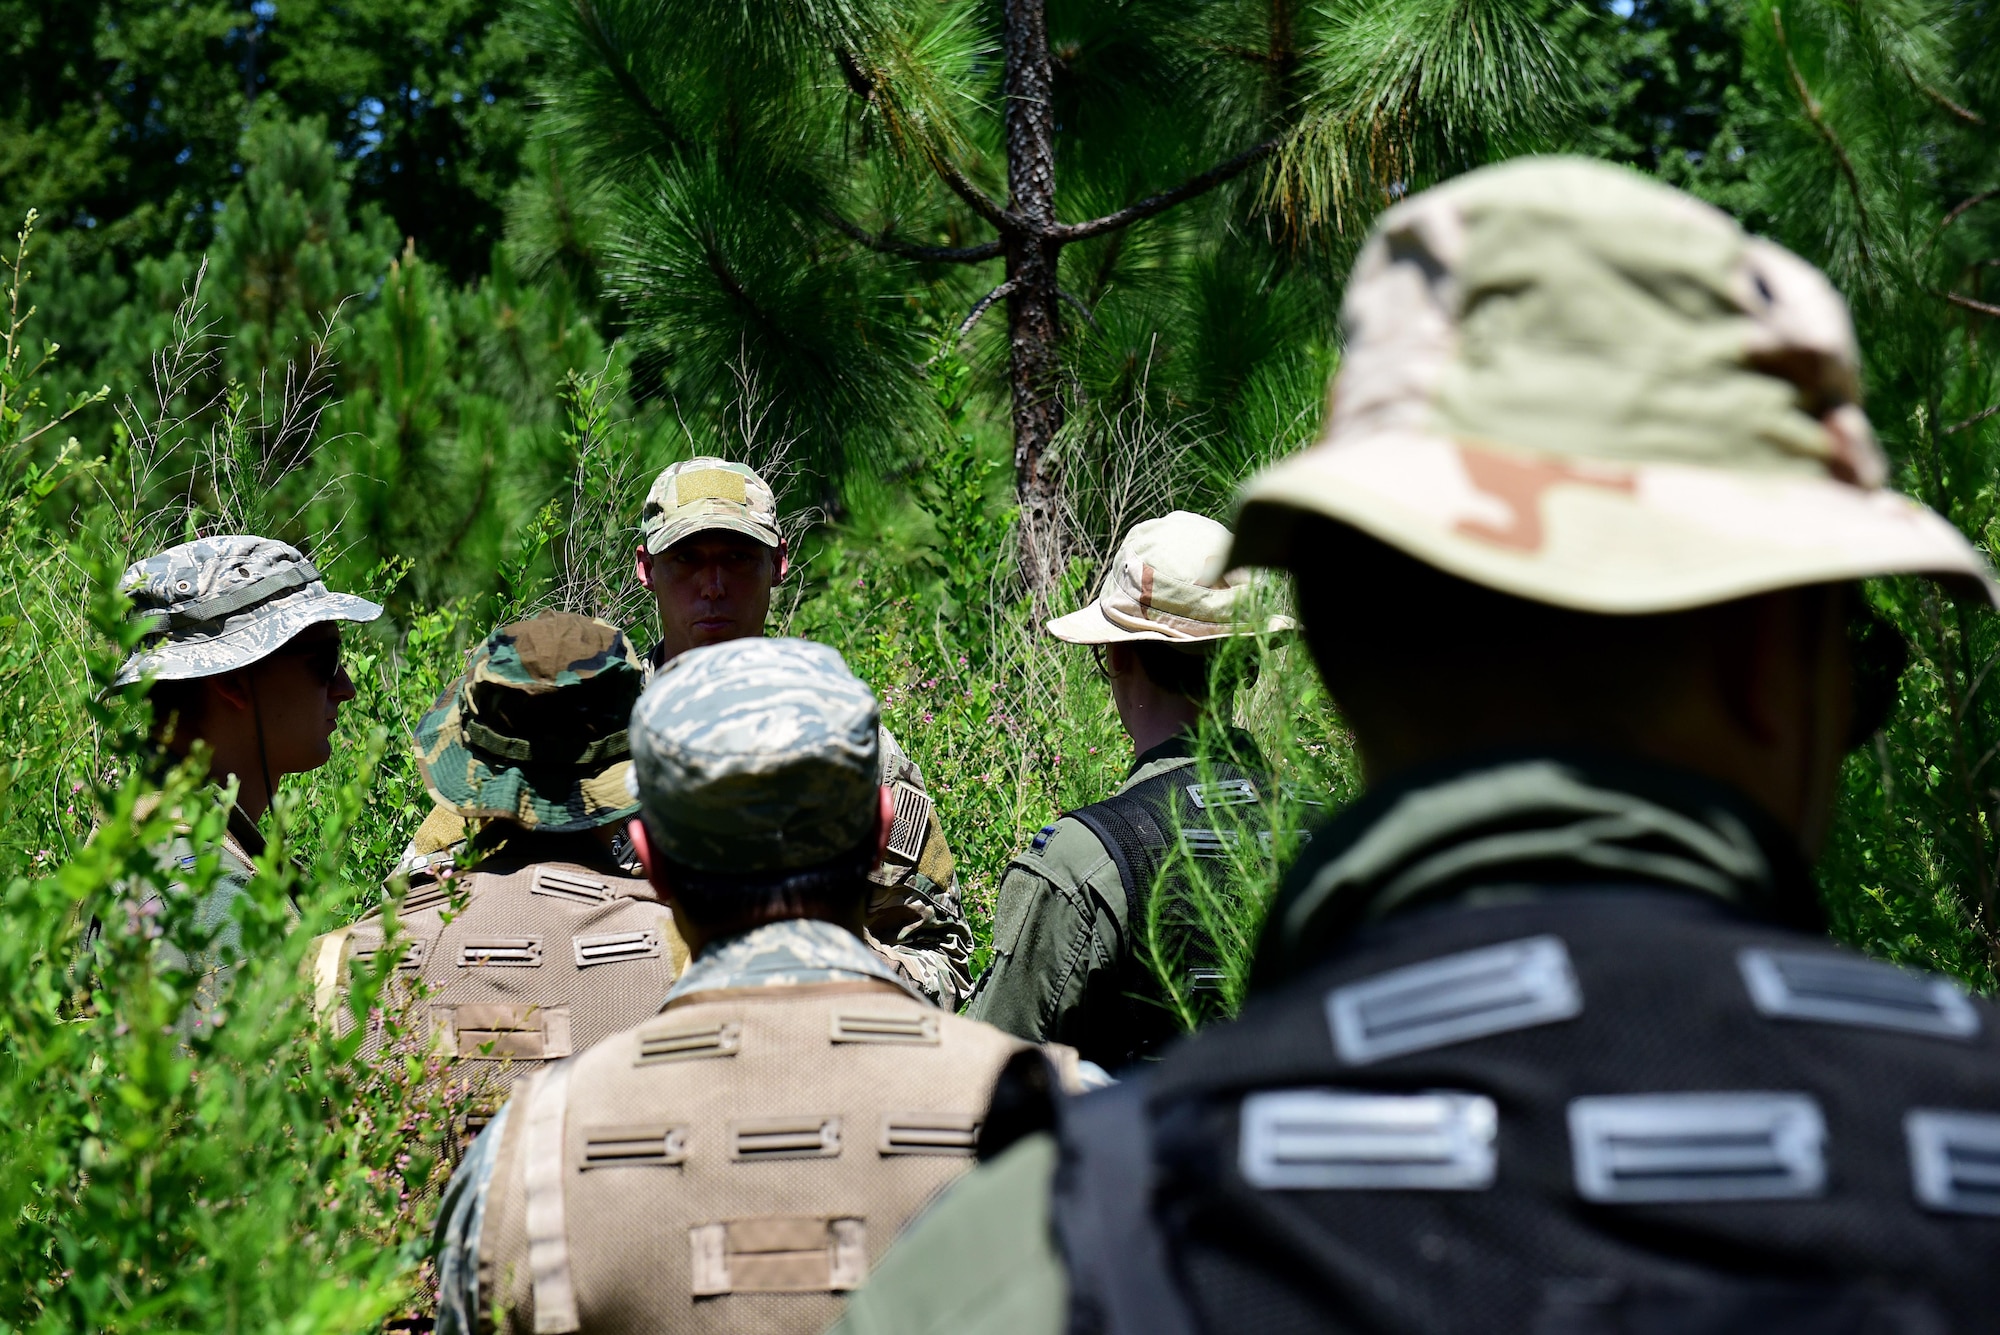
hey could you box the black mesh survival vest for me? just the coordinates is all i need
[1064,751,1269,1068]
[1028,889,2000,1335]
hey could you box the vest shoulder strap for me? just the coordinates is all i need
[1051,1077,1199,1335]
[1064,768,1183,921]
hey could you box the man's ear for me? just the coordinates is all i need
[635,545,658,592]
[629,817,666,891]
[774,538,791,584]
[875,785,894,866]
[209,670,254,714]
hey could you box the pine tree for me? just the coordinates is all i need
[526,0,1588,586]
[1731,0,2000,978]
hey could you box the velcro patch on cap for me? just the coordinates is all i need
[676,468,749,506]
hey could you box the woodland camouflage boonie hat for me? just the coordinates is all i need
[116,535,382,686]
[628,637,880,874]
[640,457,781,554]
[1048,510,1295,645]
[414,613,644,834]
[1230,156,2000,613]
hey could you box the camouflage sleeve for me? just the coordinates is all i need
[963,818,1122,1047]
[434,1099,512,1335]
[868,727,974,1010]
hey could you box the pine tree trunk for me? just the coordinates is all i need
[1002,0,1065,594]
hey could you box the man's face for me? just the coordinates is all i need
[241,622,356,775]
[637,531,783,662]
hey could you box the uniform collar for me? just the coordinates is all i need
[1126,725,1264,779]
[664,916,929,1005]
[1251,747,1821,991]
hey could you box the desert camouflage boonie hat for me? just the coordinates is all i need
[1048,510,1295,645]
[628,637,880,874]
[640,457,781,554]
[116,535,382,686]
[1231,156,2000,612]
[415,613,644,834]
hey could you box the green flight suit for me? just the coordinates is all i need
[967,729,1259,1064]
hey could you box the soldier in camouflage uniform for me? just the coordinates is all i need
[317,613,683,1144]
[632,456,971,1009]
[839,158,2000,1335]
[106,535,380,1019]
[967,511,1293,1068]
[431,637,1083,1335]
[390,459,971,1008]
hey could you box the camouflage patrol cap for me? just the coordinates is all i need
[116,534,382,686]
[640,457,781,554]
[1231,156,2000,613]
[1048,510,1295,645]
[414,613,645,834]
[628,637,880,874]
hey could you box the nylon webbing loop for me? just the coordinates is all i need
[523,1061,580,1333]
[132,562,322,631]
[462,719,630,765]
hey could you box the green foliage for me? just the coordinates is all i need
[5,2,2000,1326]
[0,0,533,281]
[523,0,1601,524]
[1722,0,2000,983]
[0,303,450,1331]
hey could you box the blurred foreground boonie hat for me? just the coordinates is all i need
[1230,156,2000,612]
[415,613,644,834]
[1048,510,1295,645]
[628,637,879,874]
[640,457,780,554]
[117,534,382,686]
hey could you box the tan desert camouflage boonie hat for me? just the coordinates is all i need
[640,457,781,554]
[415,613,644,834]
[1048,510,1295,645]
[1230,156,2000,612]
[117,534,382,686]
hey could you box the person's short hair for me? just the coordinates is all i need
[647,829,876,931]
[147,675,213,743]
[1131,641,1216,702]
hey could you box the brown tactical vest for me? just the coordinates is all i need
[473,979,1063,1334]
[315,856,688,1138]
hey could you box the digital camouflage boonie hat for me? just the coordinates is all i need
[1047,510,1295,645]
[639,457,781,554]
[415,613,645,834]
[1231,156,2000,613]
[117,534,382,686]
[628,637,880,874]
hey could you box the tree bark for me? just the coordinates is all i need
[1002,0,1065,594]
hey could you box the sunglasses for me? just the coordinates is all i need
[276,637,345,686]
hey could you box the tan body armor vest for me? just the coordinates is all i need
[317,856,687,1136]
[475,979,1048,1334]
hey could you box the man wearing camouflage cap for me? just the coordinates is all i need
[968,510,1293,1067]
[108,535,379,1015]
[837,157,2000,1334]
[632,456,973,1009]
[432,638,1082,1335]
[317,613,682,1145]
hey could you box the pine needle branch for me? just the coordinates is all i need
[570,0,689,157]
[1945,403,2000,436]
[1772,8,1872,268]
[823,212,1003,263]
[929,156,1015,231]
[1055,136,1283,242]
[932,277,1019,362]
[1942,291,2000,319]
